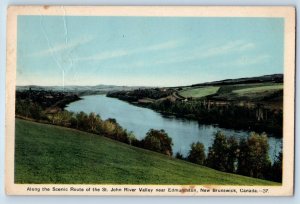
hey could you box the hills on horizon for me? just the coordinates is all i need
[16,73,283,94]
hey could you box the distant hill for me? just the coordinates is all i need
[191,74,283,87]
[17,74,283,92]
[16,84,145,96]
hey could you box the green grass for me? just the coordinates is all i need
[232,84,283,96]
[179,86,220,98]
[15,119,279,185]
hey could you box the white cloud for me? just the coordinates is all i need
[98,40,258,71]
[199,40,251,58]
[233,55,271,66]
[74,39,183,62]
[75,50,129,62]
[145,40,183,51]
[30,36,95,57]
[146,40,256,66]
[239,42,256,51]
[210,54,271,70]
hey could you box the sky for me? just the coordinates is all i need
[17,16,284,87]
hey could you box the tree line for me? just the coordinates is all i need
[180,131,282,182]
[149,98,283,137]
[16,100,171,155]
[16,99,282,183]
[108,89,283,137]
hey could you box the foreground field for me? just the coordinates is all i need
[15,119,279,185]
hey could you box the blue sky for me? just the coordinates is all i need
[17,16,284,86]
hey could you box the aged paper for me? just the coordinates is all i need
[6,6,295,196]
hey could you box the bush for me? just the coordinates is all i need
[226,136,239,173]
[237,132,271,179]
[187,142,206,165]
[127,131,138,146]
[142,129,173,156]
[271,151,282,182]
[175,152,184,160]
[206,132,239,173]
[206,131,229,171]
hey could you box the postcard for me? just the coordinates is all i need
[5,6,295,196]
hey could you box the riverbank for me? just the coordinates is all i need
[107,80,283,137]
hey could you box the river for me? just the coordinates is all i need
[66,95,282,162]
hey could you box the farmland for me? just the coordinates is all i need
[179,82,283,102]
[178,86,220,98]
[232,84,283,96]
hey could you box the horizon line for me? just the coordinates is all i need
[16,73,283,88]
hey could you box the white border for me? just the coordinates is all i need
[3,4,297,198]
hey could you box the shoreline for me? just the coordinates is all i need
[105,95,282,138]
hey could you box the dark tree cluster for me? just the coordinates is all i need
[107,88,174,102]
[150,99,283,137]
[16,90,80,109]
[206,132,239,172]
[16,100,47,121]
[177,131,282,182]
[187,142,206,165]
[142,129,173,156]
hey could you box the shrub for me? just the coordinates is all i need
[142,129,173,156]
[271,151,282,182]
[237,132,271,179]
[206,132,239,173]
[206,131,229,171]
[175,152,184,160]
[187,142,206,165]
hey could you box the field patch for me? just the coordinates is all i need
[179,86,220,98]
[232,84,283,96]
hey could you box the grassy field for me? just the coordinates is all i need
[15,119,279,185]
[179,86,220,98]
[210,82,283,102]
[216,83,282,95]
[177,83,282,100]
[232,84,283,96]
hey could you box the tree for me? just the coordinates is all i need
[237,132,271,179]
[87,113,102,133]
[187,142,206,165]
[271,151,282,182]
[236,138,249,176]
[52,111,73,126]
[175,152,184,160]
[142,129,173,156]
[206,131,228,171]
[75,111,88,130]
[101,118,129,143]
[127,131,138,146]
[226,136,239,173]
[29,102,44,120]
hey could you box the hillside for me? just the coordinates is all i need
[190,74,283,87]
[15,119,278,185]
